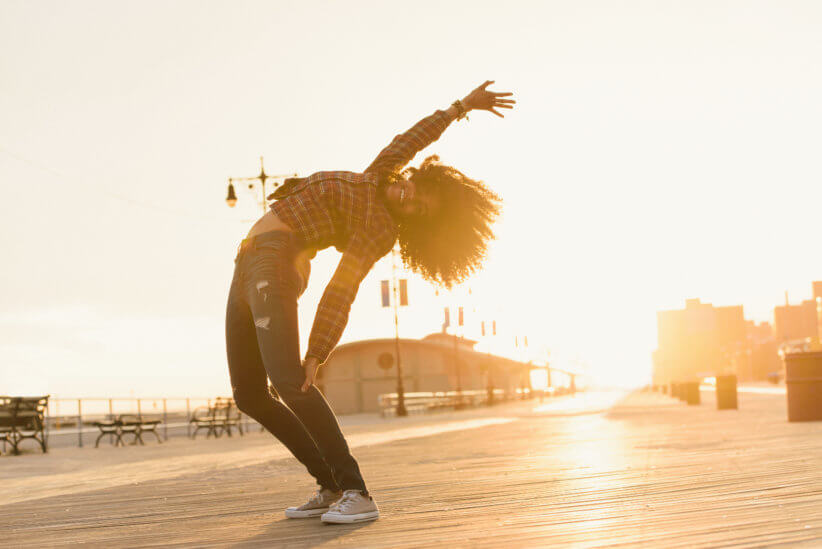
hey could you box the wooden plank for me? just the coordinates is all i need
[1,391,821,547]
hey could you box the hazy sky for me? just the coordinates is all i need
[2,0,821,396]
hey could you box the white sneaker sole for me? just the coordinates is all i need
[321,510,379,524]
[285,507,329,518]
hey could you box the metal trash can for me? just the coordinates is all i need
[677,382,687,401]
[683,381,700,405]
[784,351,822,422]
[715,375,738,410]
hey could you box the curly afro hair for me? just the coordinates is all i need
[393,155,502,288]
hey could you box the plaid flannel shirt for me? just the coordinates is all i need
[269,109,452,363]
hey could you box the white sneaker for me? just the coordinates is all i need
[285,488,342,518]
[320,489,380,524]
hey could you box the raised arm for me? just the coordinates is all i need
[363,109,454,176]
[364,80,515,176]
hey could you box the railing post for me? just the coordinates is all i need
[77,399,83,448]
[108,398,113,418]
[44,397,50,448]
[163,398,168,441]
[137,398,142,420]
[186,398,191,438]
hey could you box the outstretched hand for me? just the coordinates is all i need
[462,80,515,118]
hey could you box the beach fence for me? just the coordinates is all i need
[44,397,258,448]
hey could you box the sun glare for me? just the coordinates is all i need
[529,368,549,391]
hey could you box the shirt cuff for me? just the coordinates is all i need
[304,351,328,365]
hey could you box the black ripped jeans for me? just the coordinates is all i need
[225,230,368,495]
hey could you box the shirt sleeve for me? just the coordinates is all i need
[364,109,452,176]
[305,233,387,363]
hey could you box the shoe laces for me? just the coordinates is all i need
[329,489,363,512]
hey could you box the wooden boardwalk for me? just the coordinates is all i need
[3,390,822,547]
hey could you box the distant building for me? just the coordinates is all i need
[732,321,781,382]
[317,333,532,415]
[655,282,822,384]
[773,298,817,343]
[652,298,746,384]
[771,282,822,362]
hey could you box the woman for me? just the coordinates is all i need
[225,80,514,524]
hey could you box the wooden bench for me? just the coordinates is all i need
[0,396,49,455]
[94,414,163,447]
[189,398,243,439]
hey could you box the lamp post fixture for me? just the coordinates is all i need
[390,247,408,417]
[482,319,497,406]
[453,308,465,410]
[225,156,297,213]
[442,297,469,410]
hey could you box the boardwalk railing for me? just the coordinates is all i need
[44,397,256,448]
[25,388,569,449]
[378,388,541,417]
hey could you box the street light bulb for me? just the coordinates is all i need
[226,182,238,207]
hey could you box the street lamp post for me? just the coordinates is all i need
[483,319,496,406]
[225,156,297,213]
[453,310,464,410]
[390,247,408,417]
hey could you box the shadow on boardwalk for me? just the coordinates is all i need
[2,390,822,547]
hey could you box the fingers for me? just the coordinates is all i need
[492,98,514,114]
[301,374,315,392]
[469,81,514,117]
[301,365,314,392]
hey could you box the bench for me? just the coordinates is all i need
[0,396,49,455]
[94,414,163,447]
[189,397,243,439]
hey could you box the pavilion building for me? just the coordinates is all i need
[316,333,533,415]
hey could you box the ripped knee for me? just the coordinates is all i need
[253,316,271,330]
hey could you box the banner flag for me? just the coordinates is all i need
[380,280,390,307]
[458,307,464,327]
[444,307,450,327]
[399,279,408,306]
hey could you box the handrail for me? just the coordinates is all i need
[34,396,237,449]
[376,388,544,417]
